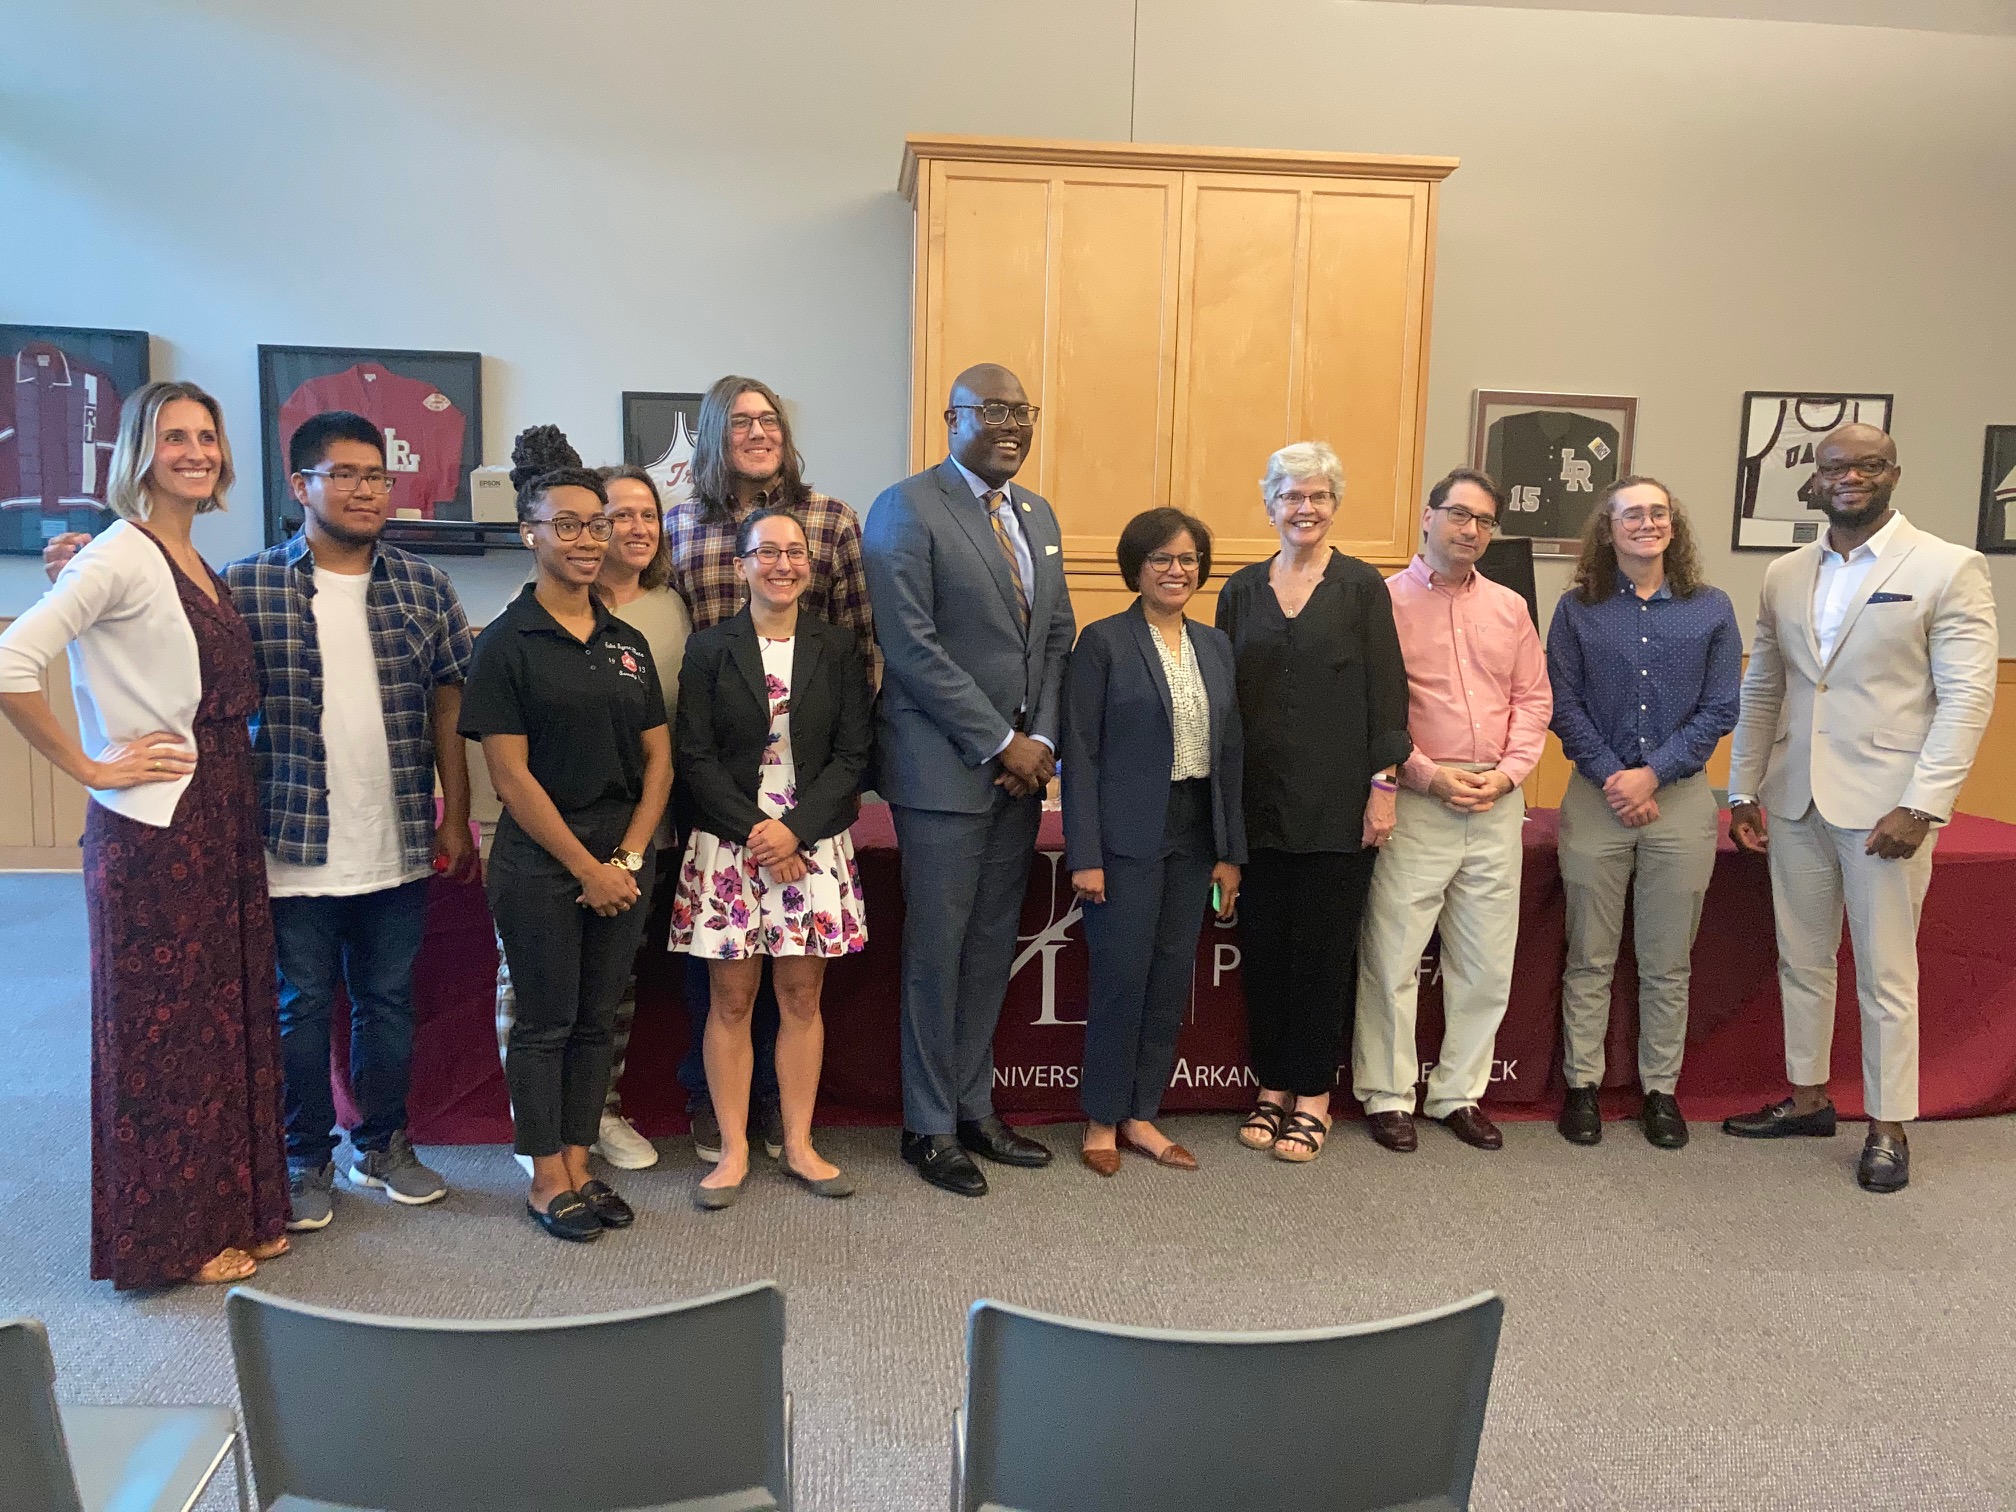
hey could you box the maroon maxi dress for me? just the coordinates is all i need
[83,534,291,1289]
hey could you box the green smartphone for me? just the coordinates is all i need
[1211,881,1223,913]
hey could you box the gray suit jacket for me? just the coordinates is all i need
[862,458,1076,813]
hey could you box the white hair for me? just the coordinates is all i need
[1260,441,1345,508]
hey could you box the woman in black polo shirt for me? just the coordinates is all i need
[461,426,673,1243]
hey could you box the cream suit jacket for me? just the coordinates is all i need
[1727,515,1997,829]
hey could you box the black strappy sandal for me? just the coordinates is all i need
[1272,1108,1333,1164]
[1238,1098,1291,1150]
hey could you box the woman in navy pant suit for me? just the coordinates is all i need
[1062,508,1246,1176]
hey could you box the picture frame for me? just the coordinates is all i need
[621,391,704,515]
[257,344,485,551]
[1469,390,1636,557]
[0,323,151,556]
[1731,391,1893,551]
[1975,425,2016,555]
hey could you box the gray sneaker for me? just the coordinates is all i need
[755,1096,785,1161]
[688,1095,722,1163]
[348,1131,448,1206]
[286,1162,334,1232]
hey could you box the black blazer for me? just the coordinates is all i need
[674,607,872,846]
[1061,601,1247,871]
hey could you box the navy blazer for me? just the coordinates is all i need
[861,458,1075,814]
[1060,601,1247,871]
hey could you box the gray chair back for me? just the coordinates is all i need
[0,1316,84,1512]
[228,1280,790,1511]
[957,1291,1503,1512]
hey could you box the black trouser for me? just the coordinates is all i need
[1078,779,1217,1126]
[488,811,655,1158]
[1239,846,1378,1097]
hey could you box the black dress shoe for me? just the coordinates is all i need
[901,1132,988,1197]
[1722,1097,1837,1139]
[1366,1111,1417,1153]
[577,1179,634,1228]
[526,1190,602,1243]
[1440,1106,1503,1150]
[957,1115,1053,1168]
[1640,1092,1688,1149]
[1857,1130,1909,1193]
[1558,1087,1602,1146]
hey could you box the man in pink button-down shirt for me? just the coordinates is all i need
[1353,468,1552,1154]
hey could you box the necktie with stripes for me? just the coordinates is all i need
[985,489,1030,629]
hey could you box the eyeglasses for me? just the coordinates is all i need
[1813,457,1892,480]
[1275,489,1337,509]
[536,514,614,542]
[951,402,1040,427]
[1431,503,1499,534]
[1615,507,1672,527]
[729,412,783,437]
[300,467,394,494]
[1145,552,1200,573]
[743,544,809,566]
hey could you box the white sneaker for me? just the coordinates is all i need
[592,1111,660,1170]
[514,1153,534,1177]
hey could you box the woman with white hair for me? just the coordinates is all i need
[1213,442,1412,1163]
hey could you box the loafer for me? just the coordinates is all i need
[1080,1146,1122,1178]
[903,1131,988,1197]
[1722,1097,1837,1139]
[577,1179,634,1228]
[1557,1087,1602,1146]
[1857,1130,1909,1193]
[1366,1111,1418,1153]
[957,1115,1053,1168]
[1640,1091,1688,1150]
[527,1190,602,1243]
[1440,1106,1504,1150]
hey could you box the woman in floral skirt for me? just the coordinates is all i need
[671,507,871,1208]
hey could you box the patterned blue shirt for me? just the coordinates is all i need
[224,534,474,868]
[1546,575,1742,786]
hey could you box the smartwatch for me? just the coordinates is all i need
[608,848,645,873]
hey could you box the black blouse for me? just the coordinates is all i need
[1214,549,1412,853]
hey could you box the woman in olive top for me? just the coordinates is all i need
[461,427,672,1243]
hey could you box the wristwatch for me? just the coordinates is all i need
[608,848,644,872]
[1903,808,1940,827]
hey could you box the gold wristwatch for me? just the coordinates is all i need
[608,848,645,872]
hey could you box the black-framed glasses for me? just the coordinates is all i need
[1431,503,1499,534]
[743,544,809,566]
[728,412,782,437]
[951,402,1040,427]
[1813,457,1893,480]
[299,466,394,494]
[1145,552,1200,573]
[535,514,614,542]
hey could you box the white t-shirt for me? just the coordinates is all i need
[266,568,430,898]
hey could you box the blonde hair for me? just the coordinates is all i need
[1260,441,1345,509]
[106,380,234,521]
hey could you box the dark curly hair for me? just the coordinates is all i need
[510,424,606,521]
[1570,474,1706,604]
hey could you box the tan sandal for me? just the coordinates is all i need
[247,1236,291,1262]
[1238,1099,1291,1150]
[1272,1109,1333,1164]
[191,1248,257,1285]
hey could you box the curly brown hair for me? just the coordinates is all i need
[1570,475,1706,605]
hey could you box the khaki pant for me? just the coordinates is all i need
[1557,771,1719,1095]
[1767,805,1934,1123]
[1353,777,1525,1119]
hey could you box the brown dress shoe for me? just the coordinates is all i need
[1121,1131,1199,1170]
[1366,1111,1418,1153]
[1440,1106,1504,1150]
[1080,1147,1122,1177]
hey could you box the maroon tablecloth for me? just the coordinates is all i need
[347,807,2016,1141]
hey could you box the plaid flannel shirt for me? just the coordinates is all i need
[663,488,880,686]
[224,534,474,868]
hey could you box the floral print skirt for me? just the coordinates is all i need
[670,827,868,960]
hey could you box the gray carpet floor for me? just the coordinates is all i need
[3,872,2014,1510]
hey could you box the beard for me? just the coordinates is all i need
[1818,476,1895,531]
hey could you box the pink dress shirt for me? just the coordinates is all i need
[1386,556,1553,792]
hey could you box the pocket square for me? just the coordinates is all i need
[1045,543,1059,555]
[1868,592,1914,604]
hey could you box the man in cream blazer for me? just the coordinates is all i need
[1723,424,1996,1192]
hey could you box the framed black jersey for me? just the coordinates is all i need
[0,324,151,556]
[1731,390,1893,551]
[1469,390,1636,555]
[1975,425,2016,555]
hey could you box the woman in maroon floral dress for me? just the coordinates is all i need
[0,381,291,1288]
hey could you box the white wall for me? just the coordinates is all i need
[6,0,2014,640]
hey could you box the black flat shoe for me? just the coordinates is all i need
[957,1115,1053,1168]
[1558,1087,1602,1146]
[527,1190,602,1243]
[1857,1130,1909,1193]
[902,1131,988,1197]
[1640,1092,1688,1149]
[578,1179,634,1228]
[1722,1097,1837,1139]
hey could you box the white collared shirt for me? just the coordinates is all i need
[1813,510,1905,664]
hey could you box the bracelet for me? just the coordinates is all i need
[1371,777,1398,794]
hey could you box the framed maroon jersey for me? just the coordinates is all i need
[0,324,150,556]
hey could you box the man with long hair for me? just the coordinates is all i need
[1547,476,1740,1151]
[661,375,874,1164]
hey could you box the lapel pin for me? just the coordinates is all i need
[1020,500,1031,512]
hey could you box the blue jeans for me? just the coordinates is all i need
[273,878,432,1167]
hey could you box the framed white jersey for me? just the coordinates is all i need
[1732,391,1893,551]
[621,391,703,514]
[1974,424,2016,555]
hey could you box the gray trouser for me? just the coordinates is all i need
[1557,770,1718,1095]
[496,940,637,1117]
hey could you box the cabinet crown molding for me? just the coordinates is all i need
[898,133,1460,199]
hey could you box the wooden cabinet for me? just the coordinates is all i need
[0,618,86,869]
[900,135,1456,625]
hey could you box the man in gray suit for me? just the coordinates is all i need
[863,364,1076,1196]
